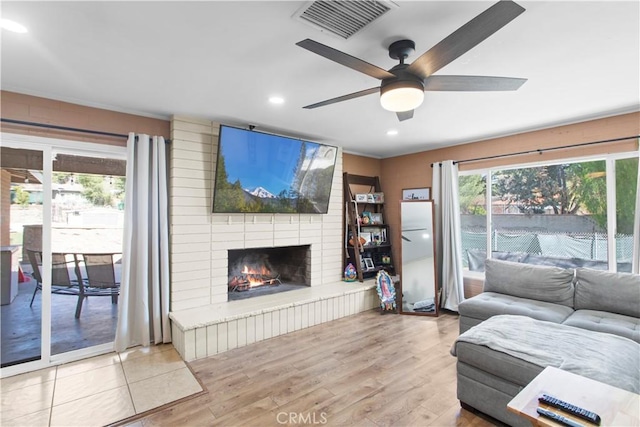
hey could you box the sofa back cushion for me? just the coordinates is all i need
[484,259,575,307]
[574,268,640,317]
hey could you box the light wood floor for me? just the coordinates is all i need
[123,310,496,427]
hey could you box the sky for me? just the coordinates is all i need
[218,126,325,196]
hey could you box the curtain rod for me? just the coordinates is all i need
[1,118,171,143]
[430,135,639,167]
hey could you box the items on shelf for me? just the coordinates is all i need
[360,211,383,225]
[355,192,384,204]
[343,173,395,282]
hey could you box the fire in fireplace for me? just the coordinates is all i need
[229,261,282,292]
[227,245,311,300]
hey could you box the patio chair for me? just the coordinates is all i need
[27,249,83,309]
[76,253,120,317]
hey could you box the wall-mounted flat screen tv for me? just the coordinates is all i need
[212,125,338,214]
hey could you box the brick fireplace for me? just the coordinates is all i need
[168,116,346,311]
[168,117,379,362]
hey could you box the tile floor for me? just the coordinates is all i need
[0,344,203,427]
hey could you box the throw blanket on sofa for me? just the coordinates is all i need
[451,315,640,394]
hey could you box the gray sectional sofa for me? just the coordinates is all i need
[452,259,640,426]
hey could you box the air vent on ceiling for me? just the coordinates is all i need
[294,0,397,40]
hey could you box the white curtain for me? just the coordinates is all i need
[633,148,640,274]
[115,133,171,352]
[432,161,465,311]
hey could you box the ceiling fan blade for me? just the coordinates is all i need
[303,87,380,109]
[396,110,414,121]
[406,0,525,79]
[425,75,527,91]
[297,39,395,80]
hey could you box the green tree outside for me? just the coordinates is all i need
[14,186,30,207]
[493,164,582,214]
[52,172,71,184]
[459,174,487,215]
[77,174,112,206]
[575,158,638,234]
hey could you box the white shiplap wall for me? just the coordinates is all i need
[168,116,372,361]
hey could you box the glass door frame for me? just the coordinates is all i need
[1,132,127,378]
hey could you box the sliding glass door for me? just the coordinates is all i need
[0,147,44,367]
[0,134,126,375]
[49,154,126,356]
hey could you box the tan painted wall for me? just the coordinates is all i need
[343,153,381,178]
[1,91,170,145]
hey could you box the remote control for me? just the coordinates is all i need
[537,407,586,427]
[538,393,601,425]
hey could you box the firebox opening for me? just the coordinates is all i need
[227,245,311,301]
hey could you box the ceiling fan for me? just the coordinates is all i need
[297,0,527,122]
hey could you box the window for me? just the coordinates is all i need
[459,152,638,272]
[459,173,487,270]
[615,157,639,272]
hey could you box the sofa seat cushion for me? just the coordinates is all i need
[563,309,640,343]
[458,292,574,324]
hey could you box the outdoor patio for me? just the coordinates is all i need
[0,262,118,367]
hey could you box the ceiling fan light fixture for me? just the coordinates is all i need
[380,80,424,112]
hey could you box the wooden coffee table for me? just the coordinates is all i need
[507,366,640,426]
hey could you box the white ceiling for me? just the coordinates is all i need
[2,1,638,158]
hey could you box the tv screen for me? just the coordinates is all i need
[212,125,338,214]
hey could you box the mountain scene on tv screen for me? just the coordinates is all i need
[214,138,336,214]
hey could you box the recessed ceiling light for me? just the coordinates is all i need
[269,96,285,105]
[1,19,28,33]
[386,129,398,136]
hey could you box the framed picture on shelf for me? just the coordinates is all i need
[359,232,372,246]
[402,187,431,200]
[371,228,383,245]
[361,211,373,225]
[363,258,375,271]
[372,192,384,203]
[369,212,383,225]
